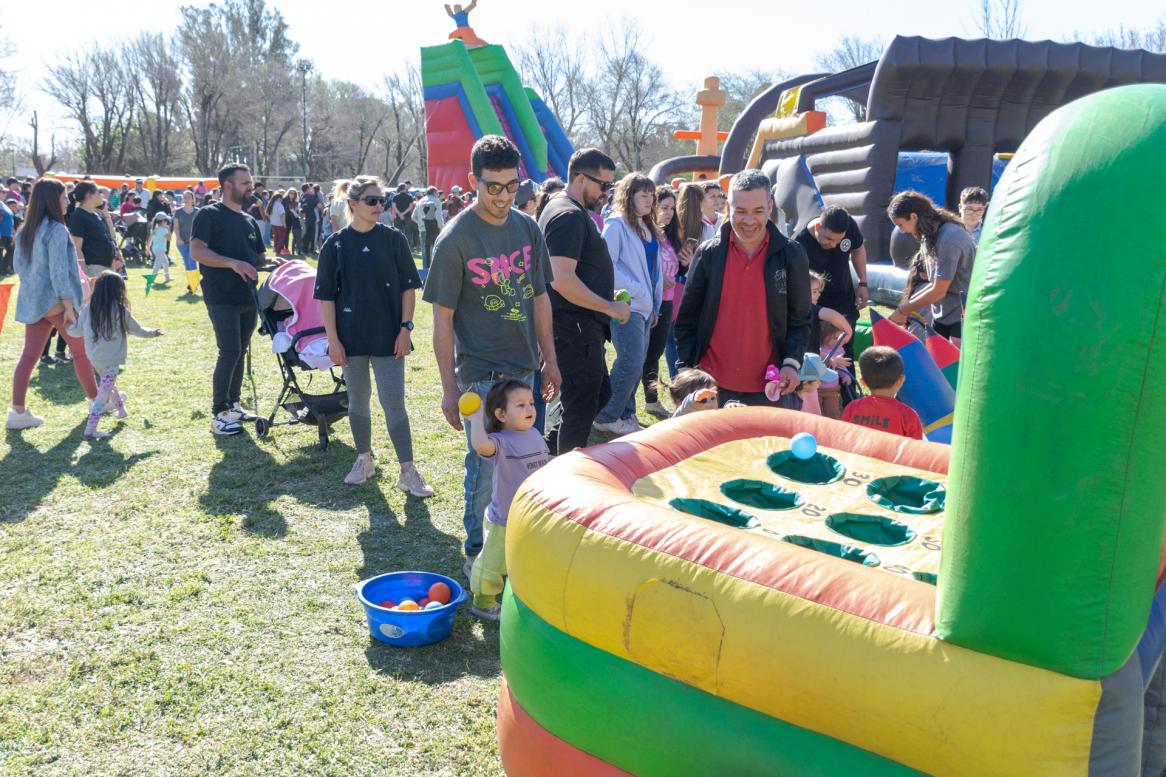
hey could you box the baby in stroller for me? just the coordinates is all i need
[254,259,349,449]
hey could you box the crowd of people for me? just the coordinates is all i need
[3,134,985,620]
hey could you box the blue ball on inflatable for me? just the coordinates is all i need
[790,432,818,460]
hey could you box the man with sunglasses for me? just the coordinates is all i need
[424,134,561,577]
[538,147,626,455]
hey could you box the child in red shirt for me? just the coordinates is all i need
[842,346,923,439]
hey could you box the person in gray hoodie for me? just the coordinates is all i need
[68,271,161,438]
[592,173,664,434]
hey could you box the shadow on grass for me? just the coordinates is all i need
[1,422,158,523]
[197,432,461,572]
[26,359,91,406]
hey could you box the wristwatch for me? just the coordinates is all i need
[401,321,414,331]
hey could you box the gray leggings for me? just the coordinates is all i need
[343,355,414,462]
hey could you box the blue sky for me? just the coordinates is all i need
[3,0,1161,141]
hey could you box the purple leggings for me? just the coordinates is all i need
[85,367,125,434]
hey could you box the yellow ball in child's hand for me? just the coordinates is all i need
[458,392,481,416]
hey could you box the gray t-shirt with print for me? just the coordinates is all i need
[928,222,977,325]
[423,207,553,385]
[485,428,550,525]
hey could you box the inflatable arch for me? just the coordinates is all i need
[498,84,1166,775]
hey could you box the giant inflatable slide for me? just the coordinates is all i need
[421,40,573,194]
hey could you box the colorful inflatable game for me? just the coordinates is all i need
[498,84,1166,776]
[421,36,573,194]
[869,309,955,443]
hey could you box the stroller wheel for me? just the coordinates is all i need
[255,417,271,438]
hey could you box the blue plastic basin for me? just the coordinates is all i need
[355,571,468,647]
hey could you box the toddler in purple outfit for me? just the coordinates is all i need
[463,378,549,621]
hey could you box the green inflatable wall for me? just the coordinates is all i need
[936,84,1166,679]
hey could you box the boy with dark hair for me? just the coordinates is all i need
[959,186,990,245]
[841,346,923,439]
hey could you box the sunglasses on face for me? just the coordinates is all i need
[479,179,520,196]
[357,195,386,207]
[580,172,614,193]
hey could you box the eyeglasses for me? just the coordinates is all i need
[358,196,387,207]
[580,172,614,193]
[479,179,520,196]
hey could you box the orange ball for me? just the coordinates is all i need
[428,582,452,604]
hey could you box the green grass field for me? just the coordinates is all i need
[0,253,541,776]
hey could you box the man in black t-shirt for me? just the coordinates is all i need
[191,163,268,435]
[299,183,320,255]
[539,147,629,454]
[68,181,121,277]
[794,205,868,358]
[391,185,416,249]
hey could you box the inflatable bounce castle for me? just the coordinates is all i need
[421,7,574,194]
[498,84,1166,775]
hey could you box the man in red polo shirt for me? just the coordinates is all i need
[674,169,812,407]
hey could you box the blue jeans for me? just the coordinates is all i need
[461,370,535,558]
[596,312,650,424]
[177,242,196,271]
[664,328,680,379]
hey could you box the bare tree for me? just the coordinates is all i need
[585,22,682,171]
[974,0,1028,40]
[176,0,297,174]
[379,64,426,184]
[513,25,590,140]
[128,33,182,174]
[1076,14,1166,52]
[177,6,237,174]
[814,37,883,122]
[28,111,58,175]
[718,70,789,131]
[43,47,135,172]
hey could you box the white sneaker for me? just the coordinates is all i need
[463,557,476,579]
[84,428,112,440]
[616,417,645,434]
[644,401,670,418]
[344,454,375,485]
[6,408,44,430]
[227,403,258,422]
[591,419,625,434]
[395,466,435,498]
[210,411,243,436]
[89,391,126,417]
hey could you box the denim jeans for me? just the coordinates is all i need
[177,242,196,271]
[596,312,650,424]
[664,329,680,379]
[461,370,535,558]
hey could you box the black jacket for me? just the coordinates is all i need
[674,220,812,373]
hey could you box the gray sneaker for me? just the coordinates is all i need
[395,466,435,498]
[471,603,501,621]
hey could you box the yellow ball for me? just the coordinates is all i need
[458,392,481,416]
[396,600,420,611]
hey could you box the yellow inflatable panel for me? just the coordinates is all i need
[632,435,945,578]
